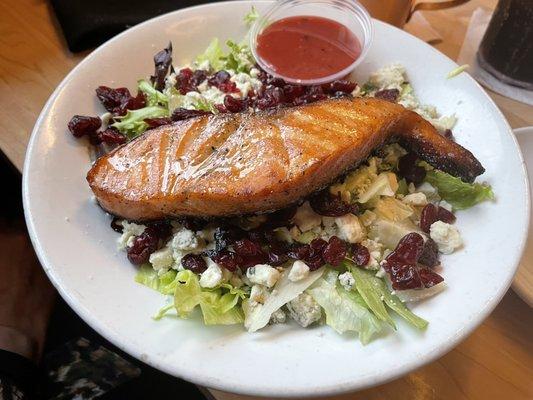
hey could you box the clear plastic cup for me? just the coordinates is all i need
[249,0,373,85]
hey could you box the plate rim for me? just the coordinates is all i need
[22,1,531,397]
[511,127,533,308]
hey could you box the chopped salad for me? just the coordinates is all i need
[68,9,494,344]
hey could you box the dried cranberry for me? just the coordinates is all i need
[382,233,426,290]
[208,70,231,86]
[95,86,145,116]
[386,232,425,267]
[211,249,242,272]
[420,204,456,233]
[68,115,101,138]
[191,69,208,87]
[418,267,444,288]
[322,236,347,266]
[214,226,245,251]
[233,239,268,269]
[171,108,211,121]
[207,71,238,93]
[324,80,356,95]
[99,128,127,145]
[287,243,311,260]
[374,89,400,102]
[256,86,285,109]
[152,43,172,91]
[267,242,290,266]
[301,238,327,270]
[418,238,440,268]
[437,207,456,224]
[144,117,173,129]
[127,230,159,265]
[309,190,357,217]
[420,204,438,233]
[398,153,426,185]
[224,95,247,113]
[110,217,123,233]
[179,217,206,232]
[146,220,172,242]
[233,239,263,257]
[181,253,207,273]
[351,243,370,266]
[389,264,423,290]
[283,85,306,102]
[176,68,195,94]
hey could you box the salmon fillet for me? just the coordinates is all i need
[87,97,484,220]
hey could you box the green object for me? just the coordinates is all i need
[447,64,469,79]
[171,270,244,325]
[111,106,169,138]
[195,38,226,71]
[225,40,254,73]
[397,178,408,195]
[307,273,382,344]
[138,79,168,107]
[425,169,494,210]
[135,265,177,295]
[243,6,260,26]
[347,263,428,330]
[349,264,396,328]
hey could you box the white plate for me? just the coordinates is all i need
[513,127,533,307]
[23,1,529,397]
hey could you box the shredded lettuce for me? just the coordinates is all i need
[347,264,428,330]
[243,5,260,26]
[307,272,382,344]
[138,79,168,107]
[150,270,244,325]
[111,106,169,139]
[425,170,494,210]
[347,264,395,328]
[195,38,226,71]
[135,264,177,294]
[225,40,254,73]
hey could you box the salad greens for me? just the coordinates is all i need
[112,7,493,345]
[425,169,494,210]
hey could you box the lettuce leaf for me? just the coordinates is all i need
[225,40,254,73]
[348,264,396,328]
[307,272,382,344]
[138,79,168,107]
[172,270,244,325]
[243,6,260,26]
[347,264,428,330]
[195,38,226,71]
[135,264,177,294]
[111,106,169,139]
[424,170,494,210]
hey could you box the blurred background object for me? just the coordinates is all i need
[359,0,470,27]
[50,0,224,51]
[477,0,533,89]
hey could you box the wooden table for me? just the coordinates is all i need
[1,0,532,399]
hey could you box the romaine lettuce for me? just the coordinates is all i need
[347,264,428,330]
[424,170,494,210]
[111,106,168,139]
[307,273,382,344]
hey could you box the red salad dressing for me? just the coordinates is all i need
[256,16,362,81]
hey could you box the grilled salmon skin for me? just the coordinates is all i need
[87,97,484,220]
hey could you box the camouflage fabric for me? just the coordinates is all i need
[43,338,140,400]
[0,377,25,400]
